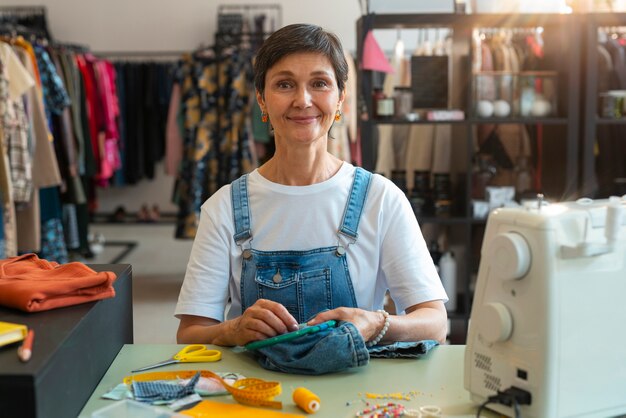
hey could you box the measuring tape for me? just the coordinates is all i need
[123,370,283,409]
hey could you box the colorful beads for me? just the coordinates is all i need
[354,402,405,417]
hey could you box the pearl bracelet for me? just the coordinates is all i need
[366,309,390,347]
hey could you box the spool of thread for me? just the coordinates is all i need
[293,387,320,414]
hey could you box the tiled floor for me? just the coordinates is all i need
[90,223,193,343]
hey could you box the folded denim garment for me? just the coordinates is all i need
[255,321,369,375]
[132,372,200,403]
[367,340,439,358]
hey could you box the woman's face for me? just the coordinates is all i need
[257,52,345,147]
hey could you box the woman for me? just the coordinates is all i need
[176,23,447,347]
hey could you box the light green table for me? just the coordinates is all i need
[79,344,493,417]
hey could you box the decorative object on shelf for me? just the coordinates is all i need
[411,56,449,109]
[409,170,432,216]
[474,71,558,118]
[513,156,535,201]
[471,153,497,200]
[371,87,385,118]
[530,95,552,117]
[425,109,464,121]
[376,96,395,119]
[485,186,516,209]
[390,169,408,193]
[473,72,516,117]
[476,100,494,117]
[405,112,420,121]
[362,31,394,73]
[439,251,457,312]
[429,240,443,268]
[492,100,511,117]
[433,173,452,216]
[393,87,413,119]
[519,71,558,117]
[599,90,626,118]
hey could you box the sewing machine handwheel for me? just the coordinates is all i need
[487,232,531,280]
[478,302,513,343]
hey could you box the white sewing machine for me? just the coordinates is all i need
[465,196,626,418]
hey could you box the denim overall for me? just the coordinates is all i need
[231,167,372,323]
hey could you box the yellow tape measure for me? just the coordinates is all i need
[123,370,283,409]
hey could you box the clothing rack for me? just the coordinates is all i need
[475,26,544,36]
[93,50,187,60]
[598,26,626,34]
[0,5,51,40]
[217,3,281,36]
[0,6,47,17]
[217,3,282,26]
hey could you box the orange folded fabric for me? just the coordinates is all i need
[0,254,117,312]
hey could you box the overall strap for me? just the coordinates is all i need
[231,174,252,245]
[338,167,372,242]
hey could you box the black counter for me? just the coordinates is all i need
[0,264,133,418]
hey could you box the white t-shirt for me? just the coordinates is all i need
[175,163,447,322]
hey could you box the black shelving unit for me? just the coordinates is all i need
[581,13,626,198]
[356,13,581,343]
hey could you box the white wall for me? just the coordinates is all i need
[27,0,363,53]
[18,0,365,213]
[26,0,430,215]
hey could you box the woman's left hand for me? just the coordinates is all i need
[306,307,385,342]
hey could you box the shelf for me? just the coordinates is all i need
[447,311,467,320]
[595,117,626,125]
[358,13,581,345]
[417,216,472,225]
[369,117,570,125]
[370,118,466,125]
[468,117,569,125]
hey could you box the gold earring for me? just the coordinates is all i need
[335,110,342,122]
[261,112,268,123]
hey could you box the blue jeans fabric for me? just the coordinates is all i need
[231,168,372,324]
[367,340,439,358]
[254,321,370,375]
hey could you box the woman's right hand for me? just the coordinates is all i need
[228,299,299,346]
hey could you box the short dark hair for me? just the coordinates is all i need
[254,23,348,97]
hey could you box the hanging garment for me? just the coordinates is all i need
[33,46,71,262]
[0,43,36,257]
[175,50,255,239]
[48,48,86,206]
[94,60,121,183]
[58,49,86,176]
[165,82,183,176]
[75,54,102,185]
[0,43,35,205]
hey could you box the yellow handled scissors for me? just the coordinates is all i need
[131,345,221,373]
